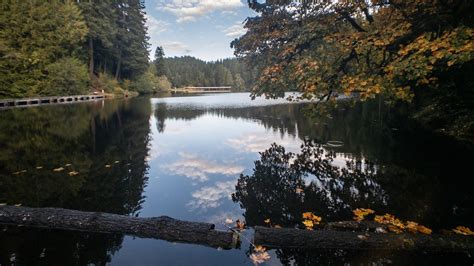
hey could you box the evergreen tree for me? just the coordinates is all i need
[154,46,166,76]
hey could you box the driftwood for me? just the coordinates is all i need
[0,206,235,249]
[254,226,474,252]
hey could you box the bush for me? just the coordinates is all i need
[41,57,89,96]
[95,73,121,93]
[130,68,172,94]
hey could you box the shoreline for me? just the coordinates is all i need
[0,92,138,110]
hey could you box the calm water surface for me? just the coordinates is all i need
[0,93,472,265]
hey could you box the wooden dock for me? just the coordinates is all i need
[171,86,232,94]
[0,94,106,109]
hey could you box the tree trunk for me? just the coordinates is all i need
[88,37,94,77]
[115,49,121,80]
[254,226,474,252]
[0,206,235,249]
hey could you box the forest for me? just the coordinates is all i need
[0,1,256,99]
[163,56,258,91]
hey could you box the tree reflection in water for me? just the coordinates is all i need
[233,140,473,264]
[0,98,151,265]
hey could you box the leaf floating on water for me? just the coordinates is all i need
[53,167,64,172]
[250,252,270,265]
[68,171,79,176]
[353,208,375,222]
[36,166,43,170]
[250,246,270,265]
[274,225,282,228]
[264,218,271,224]
[65,164,72,167]
[225,218,233,224]
[105,164,111,168]
[114,161,120,164]
[453,226,474,235]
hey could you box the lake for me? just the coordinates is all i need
[0,93,472,265]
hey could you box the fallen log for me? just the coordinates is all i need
[254,226,474,252]
[0,206,235,249]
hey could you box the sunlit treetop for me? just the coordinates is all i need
[232,0,474,102]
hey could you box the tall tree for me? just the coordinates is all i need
[154,46,166,76]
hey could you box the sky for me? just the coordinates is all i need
[144,0,256,61]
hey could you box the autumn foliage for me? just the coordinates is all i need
[232,0,474,102]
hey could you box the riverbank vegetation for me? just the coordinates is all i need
[0,0,164,98]
[232,0,474,142]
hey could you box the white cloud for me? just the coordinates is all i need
[163,152,244,181]
[161,41,192,54]
[223,24,247,38]
[226,133,302,153]
[146,14,168,35]
[187,180,235,210]
[158,0,244,23]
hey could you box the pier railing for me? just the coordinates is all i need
[0,94,106,109]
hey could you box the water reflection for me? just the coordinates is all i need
[0,98,151,264]
[0,93,472,265]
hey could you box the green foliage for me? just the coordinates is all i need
[154,46,166,76]
[164,56,258,90]
[0,0,88,98]
[42,57,89,96]
[95,73,121,93]
[0,0,152,98]
[131,65,172,94]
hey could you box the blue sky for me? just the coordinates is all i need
[144,0,256,61]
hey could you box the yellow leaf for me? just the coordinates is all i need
[65,164,72,167]
[68,171,79,176]
[353,208,375,222]
[254,245,266,252]
[303,219,314,229]
[447,60,455,66]
[264,218,271,224]
[53,167,65,172]
[453,226,474,235]
[36,166,43,170]
[417,225,432,235]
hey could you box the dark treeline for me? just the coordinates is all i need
[78,0,149,81]
[163,56,258,90]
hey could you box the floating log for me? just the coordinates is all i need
[0,206,235,249]
[254,226,474,252]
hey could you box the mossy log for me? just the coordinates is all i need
[254,226,474,252]
[0,206,235,249]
